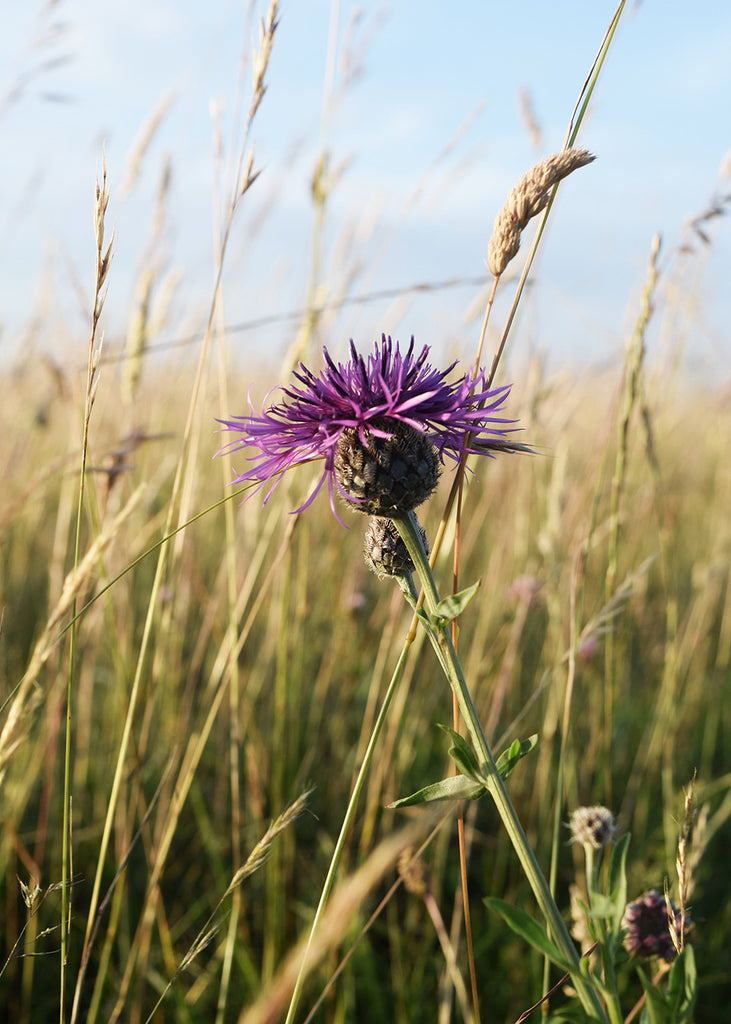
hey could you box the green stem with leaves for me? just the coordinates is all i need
[393,512,608,1021]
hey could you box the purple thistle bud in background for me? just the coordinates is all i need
[622,890,691,961]
[217,335,516,520]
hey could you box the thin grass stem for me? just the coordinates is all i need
[283,637,415,1024]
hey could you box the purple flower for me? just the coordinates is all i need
[217,335,515,519]
[622,890,690,960]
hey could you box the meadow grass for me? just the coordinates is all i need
[1,328,729,1020]
[1,3,730,1022]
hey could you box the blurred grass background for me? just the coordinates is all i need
[1,324,729,1020]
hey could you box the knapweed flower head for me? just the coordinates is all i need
[217,335,515,521]
[621,890,691,961]
[568,806,616,850]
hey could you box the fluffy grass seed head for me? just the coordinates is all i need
[488,148,596,276]
[217,335,515,521]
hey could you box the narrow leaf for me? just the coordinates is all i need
[388,775,486,809]
[636,966,672,1024]
[667,947,697,1022]
[484,898,575,973]
[430,580,481,626]
[607,832,630,931]
[548,1007,605,1024]
[495,735,538,779]
[437,724,481,780]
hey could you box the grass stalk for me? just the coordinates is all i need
[283,638,415,1024]
[60,155,112,1022]
[71,11,280,1015]
[604,235,661,801]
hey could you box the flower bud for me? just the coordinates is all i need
[568,806,615,850]
[363,516,428,580]
[622,890,691,960]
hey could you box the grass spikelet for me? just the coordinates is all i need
[227,788,313,893]
[249,0,280,121]
[141,790,313,1021]
[488,148,595,276]
[119,91,176,196]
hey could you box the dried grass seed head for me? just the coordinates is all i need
[488,147,595,276]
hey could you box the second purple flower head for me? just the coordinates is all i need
[217,335,516,520]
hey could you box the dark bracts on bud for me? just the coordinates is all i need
[364,516,429,579]
[333,419,440,516]
[621,890,690,961]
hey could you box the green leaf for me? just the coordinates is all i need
[667,947,697,1022]
[437,724,481,781]
[547,1008,605,1024]
[636,966,672,1024]
[495,735,538,779]
[607,832,630,932]
[585,893,618,919]
[388,774,486,809]
[484,898,575,974]
[429,580,481,626]
[415,608,431,628]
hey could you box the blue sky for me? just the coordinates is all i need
[2,1,730,375]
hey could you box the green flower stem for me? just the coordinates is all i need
[584,844,624,1024]
[393,512,608,1021]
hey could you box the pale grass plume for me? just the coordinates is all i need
[227,787,313,894]
[668,774,703,955]
[119,91,176,196]
[92,153,113,335]
[488,147,595,276]
[249,0,280,123]
[122,269,153,406]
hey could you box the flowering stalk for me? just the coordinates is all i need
[218,336,605,1020]
[392,512,608,1021]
